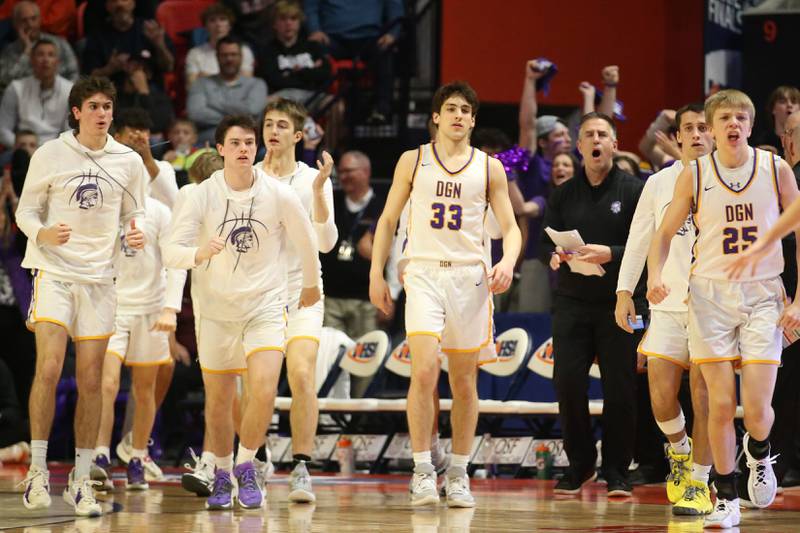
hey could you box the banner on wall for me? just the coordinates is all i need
[704,0,765,95]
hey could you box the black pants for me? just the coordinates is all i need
[771,340,800,481]
[0,305,35,408]
[552,299,641,477]
[328,36,394,117]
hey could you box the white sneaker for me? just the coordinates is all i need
[181,449,214,497]
[743,433,778,508]
[703,498,740,529]
[445,466,475,508]
[141,455,164,482]
[409,463,439,506]
[288,461,316,503]
[20,465,51,509]
[115,433,132,465]
[62,470,103,517]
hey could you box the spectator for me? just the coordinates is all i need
[552,152,578,187]
[320,150,385,339]
[114,55,175,136]
[305,0,404,124]
[82,0,175,90]
[260,1,332,110]
[613,153,642,179]
[0,39,72,149]
[113,108,178,209]
[163,119,200,172]
[0,1,79,94]
[0,359,28,454]
[638,109,681,170]
[222,0,275,51]
[186,37,268,143]
[755,85,799,156]
[185,3,256,88]
[81,0,158,38]
[0,130,37,179]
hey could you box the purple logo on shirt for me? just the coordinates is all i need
[610,200,622,214]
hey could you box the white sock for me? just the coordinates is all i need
[450,454,470,470]
[692,463,711,484]
[31,440,48,470]
[75,448,93,479]
[131,448,147,459]
[235,445,256,466]
[94,446,110,460]
[670,434,691,455]
[201,450,216,465]
[413,451,432,468]
[215,453,234,472]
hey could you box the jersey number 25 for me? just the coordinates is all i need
[722,225,757,255]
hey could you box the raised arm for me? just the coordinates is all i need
[311,151,338,252]
[518,60,545,153]
[369,149,416,313]
[597,65,618,118]
[647,165,693,304]
[488,157,522,293]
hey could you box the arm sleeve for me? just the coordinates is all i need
[161,189,202,269]
[149,161,178,209]
[120,159,147,225]
[616,178,656,293]
[0,85,18,148]
[157,205,188,310]
[538,187,563,261]
[14,148,51,241]
[241,45,255,75]
[186,80,224,127]
[281,187,320,288]
[313,178,338,253]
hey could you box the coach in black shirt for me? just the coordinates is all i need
[540,112,645,496]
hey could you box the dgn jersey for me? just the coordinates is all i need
[692,148,783,281]
[404,143,489,266]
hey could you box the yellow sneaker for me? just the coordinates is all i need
[666,439,692,503]
[672,479,713,516]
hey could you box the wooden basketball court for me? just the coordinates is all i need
[2,463,800,531]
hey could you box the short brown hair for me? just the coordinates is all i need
[432,81,479,117]
[68,76,116,130]
[215,114,258,146]
[675,103,705,130]
[704,89,755,125]
[188,150,223,184]
[201,3,235,26]
[767,85,800,116]
[579,111,617,138]
[271,0,305,24]
[263,97,307,133]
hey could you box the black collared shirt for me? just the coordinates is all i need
[540,165,645,309]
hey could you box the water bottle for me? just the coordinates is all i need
[535,443,553,480]
[336,438,355,476]
[482,433,496,479]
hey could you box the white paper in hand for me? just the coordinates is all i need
[545,227,605,277]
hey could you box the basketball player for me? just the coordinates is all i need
[162,114,321,510]
[616,103,714,515]
[648,89,800,529]
[93,191,186,491]
[370,81,521,507]
[261,98,336,503]
[16,76,146,516]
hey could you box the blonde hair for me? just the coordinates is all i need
[187,150,223,184]
[704,89,756,125]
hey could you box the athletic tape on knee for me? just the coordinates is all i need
[656,410,685,436]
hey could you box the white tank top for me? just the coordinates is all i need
[691,147,783,281]
[403,143,490,266]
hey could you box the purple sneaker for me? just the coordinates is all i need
[126,458,149,490]
[206,470,235,510]
[234,461,263,509]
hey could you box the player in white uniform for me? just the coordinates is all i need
[649,90,800,529]
[261,98,336,502]
[370,81,521,507]
[162,114,320,511]
[16,76,146,516]
[93,194,186,491]
[616,103,714,515]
